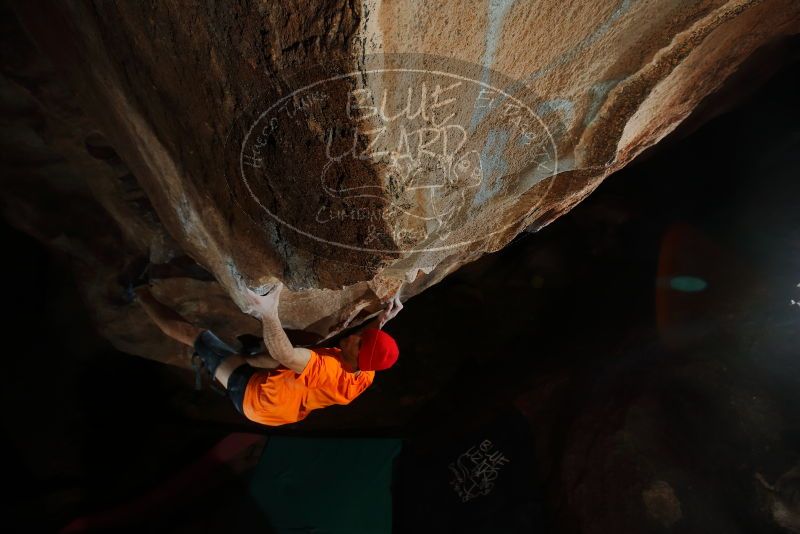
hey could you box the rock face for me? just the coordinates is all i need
[1,0,799,364]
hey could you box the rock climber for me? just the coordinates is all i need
[135,283,402,426]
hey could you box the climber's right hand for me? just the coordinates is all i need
[244,283,283,318]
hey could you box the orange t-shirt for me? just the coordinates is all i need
[242,346,375,426]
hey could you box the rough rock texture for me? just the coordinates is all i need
[1,0,799,364]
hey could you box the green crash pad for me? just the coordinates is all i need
[250,437,402,533]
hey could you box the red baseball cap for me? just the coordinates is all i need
[358,329,399,371]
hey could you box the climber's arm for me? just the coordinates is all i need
[261,315,311,373]
[246,352,281,370]
[135,287,204,347]
[245,284,311,374]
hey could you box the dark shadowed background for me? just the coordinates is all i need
[1,43,799,534]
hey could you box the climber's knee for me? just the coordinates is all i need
[226,363,256,416]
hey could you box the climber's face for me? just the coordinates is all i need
[339,334,361,373]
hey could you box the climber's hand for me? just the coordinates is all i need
[244,283,283,318]
[378,294,403,329]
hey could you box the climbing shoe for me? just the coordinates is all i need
[193,330,238,380]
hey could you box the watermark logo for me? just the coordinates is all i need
[225,54,558,256]
[449,438,511,502]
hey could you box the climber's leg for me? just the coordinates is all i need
[213,354,248,388]
[193,330,240,379]
[195,334,257,415]
[223,360,257,415]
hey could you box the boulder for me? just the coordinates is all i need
[1,0,798,364]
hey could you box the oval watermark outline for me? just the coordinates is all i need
[237,66,558,254]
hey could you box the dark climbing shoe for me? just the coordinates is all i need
[193,330,238,380]
[237,334,265,356]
